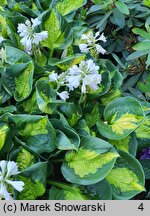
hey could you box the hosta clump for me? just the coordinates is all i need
[0,0,149,200]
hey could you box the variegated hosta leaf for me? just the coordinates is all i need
[48,54,85,70]
[18,177,45,200]
[53,0,87,16]
[61,136,119,185]
[97,97,145,140]
[0,123,9,151]
[109,133,138,156]
[16,148,35,171]
[2,61,34,102]
[49,179,112,200]
[49,185,88,200]
[36,80,65,114]
[136,115,150,139]
[10,114,56,154]
[106,151,145,200]
[51,114,80,150]
[17,162,48,200]
[42,9,72,50]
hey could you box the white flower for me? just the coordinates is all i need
[17,18,48,54]
[31,18,41,28]
[0,160,24,200]
[57,91,69,101]
[79,44,89,53]
[0,36,4,43]
[98,32,107,42]
[65,59,102,93]
[79,31,106,55]
[49,72,59,82]
[95,44,106,55]
[66,74,81,90]
[32,31,48,45]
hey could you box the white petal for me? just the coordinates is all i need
[87,59,94,71]
[6,180,24,192]
[95,44,106,54]
[81,34,89,40]
[32,31,48,44]
[6,161,19,178]
[66,75,81,90]
[17,23,28,34]
[98,33,106,42]
[0,183,13,200]
[0,36,4,43]
[57,91,69,101]
[68,65,81,75]
[81,81,86,93]
[95,31,100,38]
[79,43,89,53]
[49,72,58,82]
[25,20,31,27]
[31,18,41,28]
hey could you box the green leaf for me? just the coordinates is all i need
[113,8,125,28]
[109,133,138,156]
[85,103,100,128]
[59,103,82,127]
[133,41,150,51]
[143,0,150,7]
[5,46,32,65]
[61,136,119,185]
[54,0,87,16]
[136,115,150,139]
[101,89,122,106]
[0,105,16,114]
[115,1,129,15]
[2,61,34,102]
[126,51,149,61]
[82,179,112,200]
[51,114,80,150]
[49,182,88,200]
[18,177,45,200]
[42,9,72,51]
[10,115,56,154]
[106,151,145,199]
[132,28,150,40]
[0,123,9,151]
[18,91,39,114]
[48,54,85,70]
[18,161,48,199]
[0,0,7,6]
[16,148,35,171]
[0,78,11,104]
[20,162,48,186]
[36,80,64,114]
[97,97,145,140]
[140,160,150,179]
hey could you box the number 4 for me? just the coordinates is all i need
[138,203,144,211]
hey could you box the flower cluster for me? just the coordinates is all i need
[17,18,48,55]
[49,59,102,101]
[79,31,106,56]
[0,160,24,200]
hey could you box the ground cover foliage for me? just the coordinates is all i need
[0,0,150,200]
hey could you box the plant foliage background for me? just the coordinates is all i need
[0,0,150,200]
